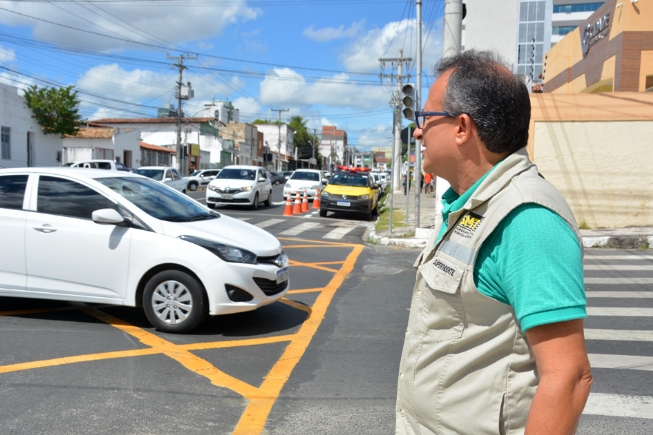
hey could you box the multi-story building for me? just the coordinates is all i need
[319,125,348,169]
[219,122,258,166]
[463,0,604,84]
[254,123,295,172]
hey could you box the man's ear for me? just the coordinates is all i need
[455,114,474,145]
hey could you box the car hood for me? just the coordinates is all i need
[159,214,282,257]
[325,185,371,196]
[209,179,256,189]
[286,179,320,188]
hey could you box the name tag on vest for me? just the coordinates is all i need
[418,257,464,295]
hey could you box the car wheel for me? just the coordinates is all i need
[264,193,271,207]
[251,193,259,210]
[189,182,198,191]
[319,209,327,218]
[275,180,280,185]
[143,270,208,333]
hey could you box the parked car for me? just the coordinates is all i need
[186,169,220,191]
[320,167,379,221]
[283,169,326,200]
[371,172,388,195]
[206,165,273,210]
[282,171,294,180]
[66,160,129,172]
[269,171,286,185]
[132,166,187,193]
[0,167,289,333]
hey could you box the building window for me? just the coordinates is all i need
[1,126,10,160]
[646,75,653,92]
[552,26,577,36]
[517,1,546,82]
[553,3,603,14]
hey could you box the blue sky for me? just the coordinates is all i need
[0,0,445,150]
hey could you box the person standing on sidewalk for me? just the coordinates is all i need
[396,50,592,435]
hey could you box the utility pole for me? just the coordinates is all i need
[414,0,423,230]
[271,108,289,172]
[435,0,463,213]
[168,53,197,177]
[379,50,412,195]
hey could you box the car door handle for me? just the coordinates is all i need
[33,224,57,233]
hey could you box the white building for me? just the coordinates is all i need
[463,0,603,83]
[62,126,141,168]
[0,83,63,168]
[255,123,295,171]
[92,117,227,171]
[219,122,259,166]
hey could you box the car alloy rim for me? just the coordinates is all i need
[151,280,193,325]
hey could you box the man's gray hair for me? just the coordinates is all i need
[433,50,530,154]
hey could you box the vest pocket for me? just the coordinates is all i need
[417,257,465,342]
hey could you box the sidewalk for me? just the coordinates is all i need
[366,190,653,250]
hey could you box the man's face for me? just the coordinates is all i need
[414,70,456,177]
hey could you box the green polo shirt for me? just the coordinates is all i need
[435,169,586,332]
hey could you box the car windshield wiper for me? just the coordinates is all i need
[188,214,217,221]
[159,216,187,222]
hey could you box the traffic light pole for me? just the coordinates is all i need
[414,0,423,229]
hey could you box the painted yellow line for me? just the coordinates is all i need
[280,298,312,315]
[312,261,345,266]
[232,243,364,434]
[0,347,160,374]
[181,335,296,352]
[84,308,269,400]
[286,288,324,295]
[288,260,338,273]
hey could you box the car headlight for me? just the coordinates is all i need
[179,235,257,264]
[243,185,253,192]
[359,194,369,200]
[285,183,292,189]
[322,191,331,198]
[208,184,219,191]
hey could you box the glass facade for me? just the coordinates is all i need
[517,1,546,81]
[552,25,577,36]
[553,3,602,13]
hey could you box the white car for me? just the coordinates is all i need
[186,169,220,191]
[0,167,289,333]
[283,169,327,200]
[132,166,187,193]
[67,159,129,172]
[206,165,272,210]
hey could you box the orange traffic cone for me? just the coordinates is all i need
[301,190,309,213]
[283,196,293,216]
[312,187,321,209]
[293,190,303,214]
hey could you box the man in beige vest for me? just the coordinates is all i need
[396,50,592,434]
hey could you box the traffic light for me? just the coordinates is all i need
[401,83,415,120]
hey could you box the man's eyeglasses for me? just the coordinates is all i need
[414,110,453,129]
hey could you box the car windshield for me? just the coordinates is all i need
[96,177,217,221]
[329,173,369,187]
[190,170,202,176]
[291,172,319,181]
[132,168,164,181]
[216,168,256,180]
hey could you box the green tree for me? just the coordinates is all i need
[251,119,273,125]
[24,85,82,137]
[288,115,314,159]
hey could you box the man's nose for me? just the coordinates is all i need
[413,127,422,140]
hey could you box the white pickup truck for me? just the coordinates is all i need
[132,166,188,193]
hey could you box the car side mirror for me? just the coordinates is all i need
[92,208,125,225]
[163,177,172,182]
[258,177,266,182]
[373,184,379,189]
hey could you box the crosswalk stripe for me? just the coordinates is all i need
[586,291,653,298]
[588,307,653,317]
[323,227,356,240]
[255,219,285,229]
[237,217,252,221]
[585,255,653,261]
[585,277,653,284]
[584,265,653,271]
[279,222,321,236]
[583,393,653,419]
[585,329,653,342]
[589,353,653,371]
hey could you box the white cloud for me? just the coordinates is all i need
[0,45,15,62]
[303,20,364,42]
[341,18,444,73]
[356,124,393,149]
[232,97,261,118]
[0,2,260,51]
[259,68,387,110]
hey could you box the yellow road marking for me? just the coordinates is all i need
[280,298,312,314]
[288,260,338,273]
[286,288,323,294]
[233,243,364,434]
[182,335,295,352]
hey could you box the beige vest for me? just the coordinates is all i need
[396,149,582,435]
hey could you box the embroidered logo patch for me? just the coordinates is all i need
[453,212,484,239]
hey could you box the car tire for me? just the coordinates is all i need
[319,209,327,217]
[275,180,280,185]
[251,193,259,210]
[189,182,198,191]
[264,193,271,207]
[143,270,208,334]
